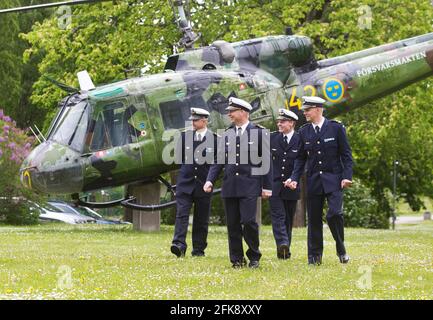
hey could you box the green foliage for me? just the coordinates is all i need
[343,179,389,229]
[342,83,433,212]
[0,109,39,225]
[0,1,52,129]
[0,0,22,117]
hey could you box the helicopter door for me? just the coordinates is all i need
[84,99,149,189]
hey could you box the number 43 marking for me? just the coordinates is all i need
[287,85,317,110]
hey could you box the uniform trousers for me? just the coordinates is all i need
[172,190,211,254]
[269,197,297,249]
[307,189,346,257]
[223,197,262,263]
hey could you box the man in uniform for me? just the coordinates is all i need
[171,107,216,258]
[269,108,301,260]
[203,97,272,269]
[288,96,353,265]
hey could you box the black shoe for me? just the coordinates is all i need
[277,244,290,260]
[170,244,185,258]
[248,260,260,269]
[232,258,247,269]
[339,254,350,264]
[308,255,322,265]
[192,251,205,257]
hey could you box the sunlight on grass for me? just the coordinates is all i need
[0,222,432,299]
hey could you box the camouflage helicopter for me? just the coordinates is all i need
[3,0,433,210]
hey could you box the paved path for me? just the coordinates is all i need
[392,215,430,224]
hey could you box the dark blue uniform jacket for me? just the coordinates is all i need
[270,131,301,200]
[290,119,353,195]
[207,122,272,198]
[176,130,217,198]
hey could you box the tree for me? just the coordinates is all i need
[0,0,22,119]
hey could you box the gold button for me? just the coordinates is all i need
[318,151,321,154]
[282,167,285,169]
[195,167,198,170]
[194,175,197,178]
[319,161,322,164]
[236,173,239,176]
[236,163,239,166]
[236,153,239,156]
[319,171,322,174]
[283,159,286,162]
[317,141,320,144]
[281,174,284,176]
[237,144,240,147]
[284,152,287,155]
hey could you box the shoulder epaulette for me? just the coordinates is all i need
[300,123,310,129]
[255,124,266,129]
[225,124,235,131]
[330,119,345,127]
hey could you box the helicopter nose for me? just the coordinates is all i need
[20,141,84,194]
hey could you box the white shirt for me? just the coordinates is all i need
[312,117,325,132]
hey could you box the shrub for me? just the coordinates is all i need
[343,179,390,229]
[0,109,38,225]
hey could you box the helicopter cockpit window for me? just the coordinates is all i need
[159,100,195,130]
[50,101,89,152]
[89,102,138,151]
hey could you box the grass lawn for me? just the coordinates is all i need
[0,221,432,300]
[397,197,433,217]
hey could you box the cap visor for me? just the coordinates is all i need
[225,106,242,111]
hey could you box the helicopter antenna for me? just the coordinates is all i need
[0,0,112,14]
[34,124,47,142]
[29,126,42,144]
[169,0,201,50]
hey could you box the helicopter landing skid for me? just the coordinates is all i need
[72,175,221,211]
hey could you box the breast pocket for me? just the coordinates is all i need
[324,138,338,153]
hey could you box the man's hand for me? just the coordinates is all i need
[203,181,213,193]
[261,189,272,199]
[283,178,292,188]
[288,181,298,190]
[341,179,353,189]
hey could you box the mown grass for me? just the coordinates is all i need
[397,197,433,216]
[0,221,432,300]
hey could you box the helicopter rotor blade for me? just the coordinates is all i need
[0,0,112,14]
[77,70,95,91]
[42,75,79,93]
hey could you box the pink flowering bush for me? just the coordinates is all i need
[0,109,39,225]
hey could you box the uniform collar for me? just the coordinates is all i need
[195,128,208,137]
[283,130,294,142]
[312,117,325,130]
[236,121,250,134]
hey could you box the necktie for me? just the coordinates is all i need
[197,133,202,142]
[315,126,320,135]
[283,135,288,144]
[237,127,242,137]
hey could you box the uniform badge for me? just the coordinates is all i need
[324,137,335,142]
